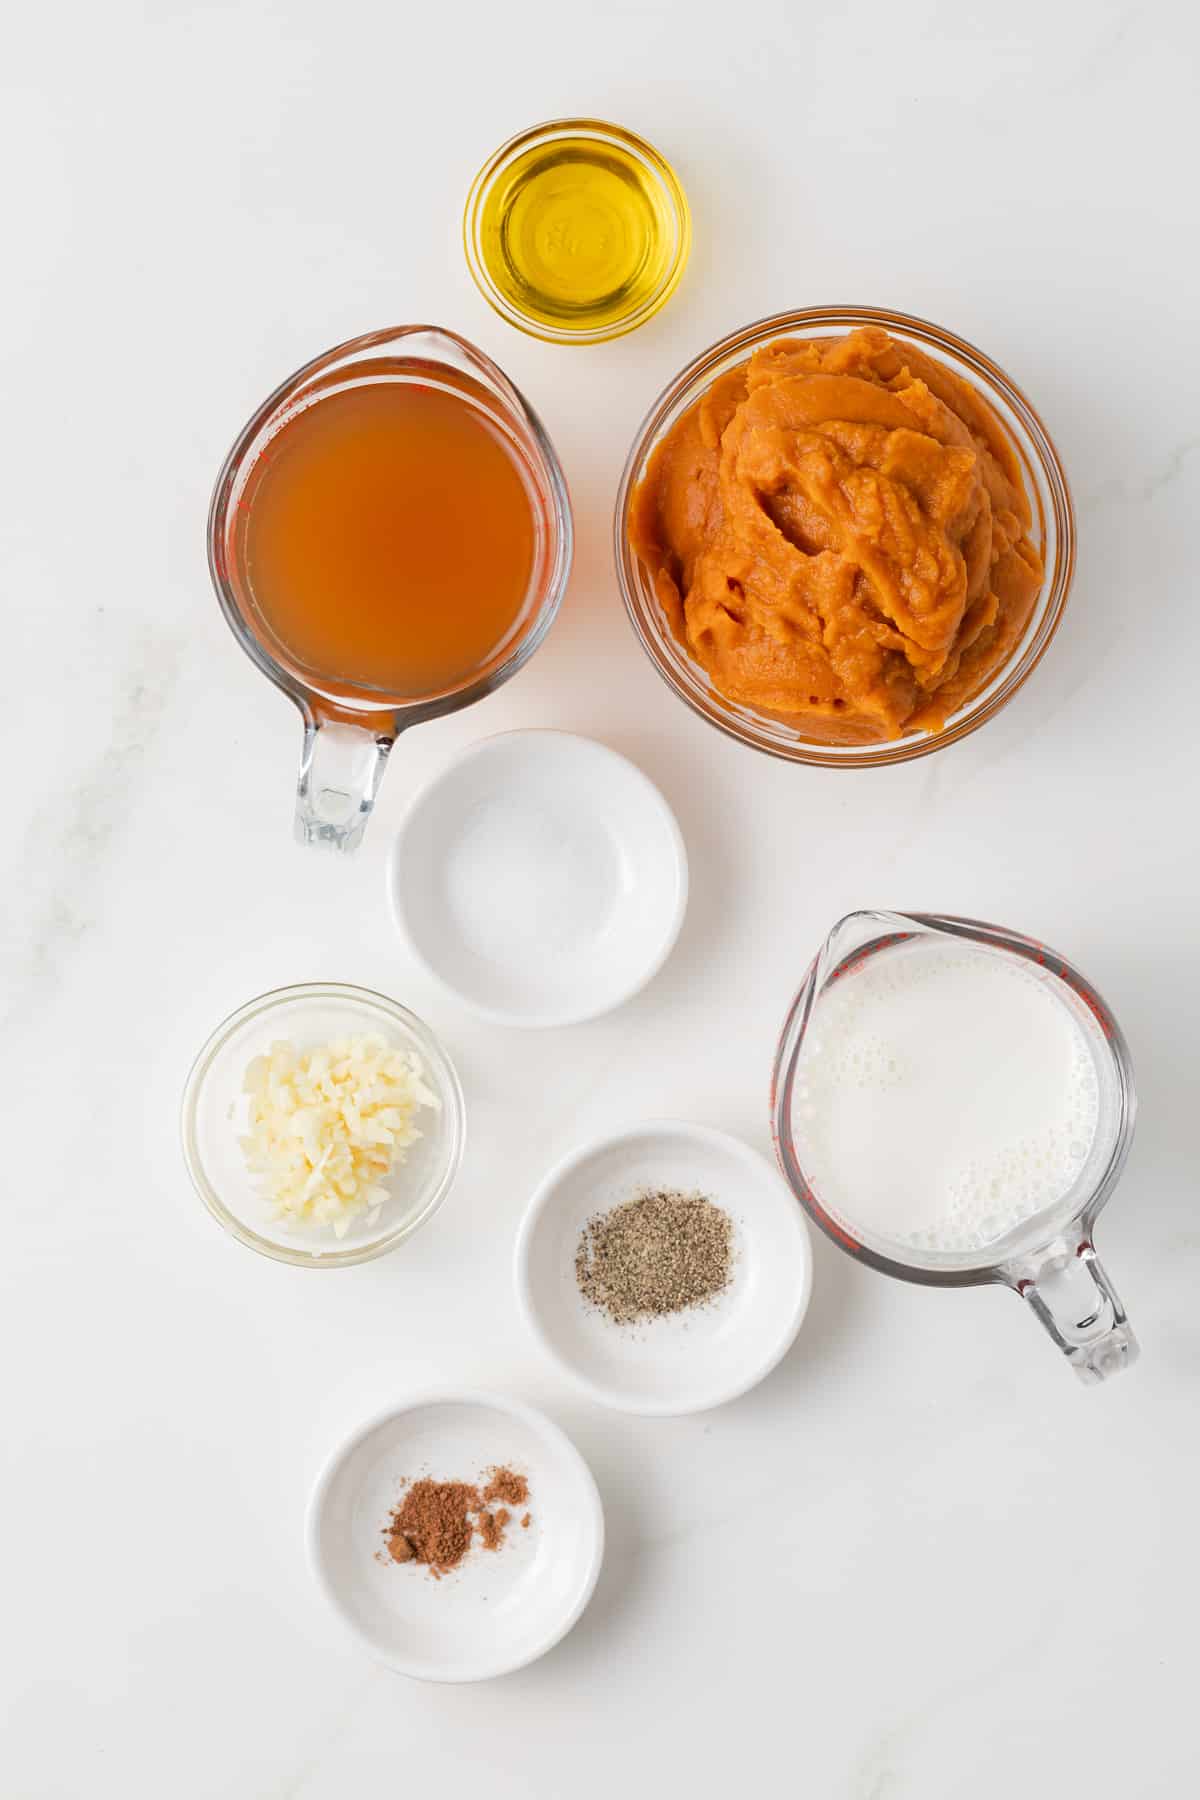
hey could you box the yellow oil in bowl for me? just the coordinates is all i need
[466,120,690,344]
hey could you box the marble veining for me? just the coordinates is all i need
[1077,436,1200,512]
[4,617,184,1028]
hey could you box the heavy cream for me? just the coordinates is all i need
[793,938,1102,1257]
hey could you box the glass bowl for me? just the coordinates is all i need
[614,305,1076,766]
[181,983,466,1267]
[464,118,691,345]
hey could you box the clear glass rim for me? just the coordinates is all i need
[463,117,692,346]
[207,323,573,723]
[770,913,1137,1288]
[613,304,1077,766]
[179,981,467,1269]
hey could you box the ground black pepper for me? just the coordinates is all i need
[575,1188,733,1324]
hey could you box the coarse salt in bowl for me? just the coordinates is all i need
[180,982,465,1267]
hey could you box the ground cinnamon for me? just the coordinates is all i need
[384,1479,478,1575]
[381,1467,531,1577]
[476,1508,510,1551]
[482,1467,529,1508]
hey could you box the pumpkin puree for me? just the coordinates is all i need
[629,328,1044,742]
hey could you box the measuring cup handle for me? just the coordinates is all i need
[294,716,394,852]
[1012,1239,1138,1385]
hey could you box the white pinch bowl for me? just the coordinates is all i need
[386,730,688,1028]
[515,1121,814,1415]
[306,1392,604,1682]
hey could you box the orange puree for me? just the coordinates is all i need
[629,328,1044,742]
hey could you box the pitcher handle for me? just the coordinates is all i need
[295,716,394,852]
[1010,1238,1138,1386]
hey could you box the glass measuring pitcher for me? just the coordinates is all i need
[771,912,1138,1384]
[208,326,572,851]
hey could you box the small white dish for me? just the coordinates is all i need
[515,1121,813,1416]
[387,731,688,1028]
[180,983,465,1267]
[306,1392,604,1682]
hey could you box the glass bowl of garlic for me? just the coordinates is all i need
[181,983,466,1266]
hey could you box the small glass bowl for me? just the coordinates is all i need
[180,983,466,1268]
[614,305,1076,766]
[463,118,691,345]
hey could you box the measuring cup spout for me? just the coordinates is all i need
[813,910,926,989]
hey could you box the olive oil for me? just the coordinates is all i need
[469,123,689,341]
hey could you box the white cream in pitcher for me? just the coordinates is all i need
[793,938,1103,1256]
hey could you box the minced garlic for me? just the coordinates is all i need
[239,1034,439,1236]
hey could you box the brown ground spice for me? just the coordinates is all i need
[384,1479,478,1575]
[382,1467,530,1577]
[482,1467,529,1508]
[476,1508,510,1551]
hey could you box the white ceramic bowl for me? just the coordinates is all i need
[180,983,465,1267]
[515,1121,813,1415]
[306,1392,604,1682]
[387,731,688,1028]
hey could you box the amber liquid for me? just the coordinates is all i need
[480,136,681,334]
[234,372,539,701]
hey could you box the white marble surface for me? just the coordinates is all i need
[3,2,1198,1794]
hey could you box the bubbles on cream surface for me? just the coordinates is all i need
[792,939,1102,1258]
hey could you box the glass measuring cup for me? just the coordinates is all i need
[208,326,572,851]
[771,912,1138,1384]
